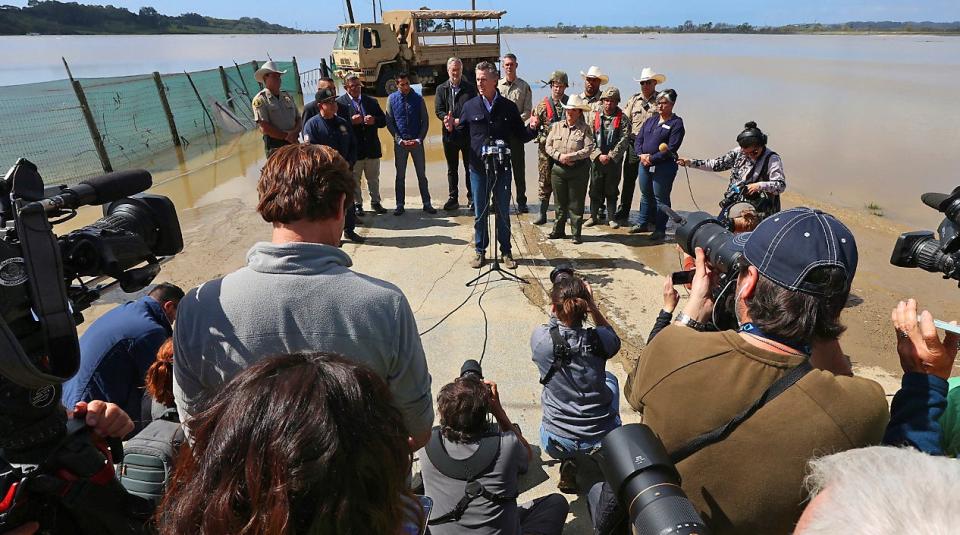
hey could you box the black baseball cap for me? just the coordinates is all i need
[730,207,857,296]
[315,88,336,103]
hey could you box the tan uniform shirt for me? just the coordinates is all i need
[545,119,596,163]
[623,92,659,137]
[625,325,889,535]
[497,77,533,121]
[252,88,298,132]
[577,90,603,122]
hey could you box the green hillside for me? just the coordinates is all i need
[0,1,301,35]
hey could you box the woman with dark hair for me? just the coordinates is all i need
[632,88,685,241]
[679,121,786,223]
[531,271,622,493]
[158,352,421,535]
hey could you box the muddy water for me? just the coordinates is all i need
[25,32,959,377]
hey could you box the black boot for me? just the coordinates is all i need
[533,200,549,225]
[548,215,567,239]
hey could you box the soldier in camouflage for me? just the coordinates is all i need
[531,71,569,225]
[616,67,665,223]
[586,87,629,229]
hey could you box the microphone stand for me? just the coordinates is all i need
[466,144,528,287]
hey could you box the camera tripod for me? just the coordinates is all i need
[466,142,528,287]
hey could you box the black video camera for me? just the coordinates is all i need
[0,158,183,533]
[890,187,960,284]
[595,424,711,535]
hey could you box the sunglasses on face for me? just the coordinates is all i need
[640,80,655,85]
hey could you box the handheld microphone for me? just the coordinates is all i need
[658,143,679,161]
[39,170,153,213]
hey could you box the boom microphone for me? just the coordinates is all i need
[658,142,679,161]
[39,170,153,213]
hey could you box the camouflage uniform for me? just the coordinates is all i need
[533,94,568,201]
[617,91,660,217]
[588,88,629,225]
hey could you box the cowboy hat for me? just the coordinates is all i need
[255,60,287,84]
[634,67,666,84]
[580,65,609,85]
[561,94,592,111]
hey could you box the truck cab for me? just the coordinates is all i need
[332,9,506,96]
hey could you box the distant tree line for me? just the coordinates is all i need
[503,20,960,35]
[0,1,300,35]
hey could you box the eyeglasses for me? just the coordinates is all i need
[640,80,655,85]
[742,146,763,157]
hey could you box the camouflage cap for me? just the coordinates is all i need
[548,70,569,86]
[600,86,621,101]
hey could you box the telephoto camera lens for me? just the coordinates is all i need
[597,424,711,535]
[674,212,744,275]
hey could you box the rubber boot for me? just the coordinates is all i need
[533,200,549,225]
[571,219,583,244]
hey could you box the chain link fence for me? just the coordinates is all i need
[0,59,302,185]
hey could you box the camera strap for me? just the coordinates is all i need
[425,427,517,525]
[0,201,80,388]
[540,325,572,385]
[669,359,813,465]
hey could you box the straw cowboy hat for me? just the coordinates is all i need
[561,94,592,111]
[580,66,609,84]
[634,67,666,84]
[255,60,287,83]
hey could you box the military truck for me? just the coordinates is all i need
[331,9,506,96]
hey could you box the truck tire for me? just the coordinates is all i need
[375,66,398,96]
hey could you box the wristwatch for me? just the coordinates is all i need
[674,312,707,332]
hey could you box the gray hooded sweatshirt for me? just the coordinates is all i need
[172,241,434,437]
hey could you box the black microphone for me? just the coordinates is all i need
[39,169,152,212]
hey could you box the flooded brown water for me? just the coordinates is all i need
[17,32,959,377]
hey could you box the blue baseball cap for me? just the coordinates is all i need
[731,207,858,296]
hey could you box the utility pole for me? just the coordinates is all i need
[345,0,355,23]
[471,0,476,43]
[372,0,377,22]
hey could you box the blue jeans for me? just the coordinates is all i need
[636,161,678,232]
[540,372,622,460]
[469,166,512,256]
[394,141,431,208]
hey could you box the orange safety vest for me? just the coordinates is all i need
[594,109,623,152]
[543,96,561,122]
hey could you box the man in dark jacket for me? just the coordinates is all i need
[337,75,388,215]
[445,61,539,269]
[435,57,478,211]
[62,282,184,432]
[302,77,339,126]
[303,87,364,243]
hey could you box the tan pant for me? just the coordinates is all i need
[353,158,381,205]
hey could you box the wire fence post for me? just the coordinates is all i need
[152,72,182,147]
[70,79,112,173]
[184,71,217,134]
[218,66,235,111]
[291,56,304,109]
[251,60,264,90]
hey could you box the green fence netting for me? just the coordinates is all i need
[0,59,301,186]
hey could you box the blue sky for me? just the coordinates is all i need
[10,1,960,31]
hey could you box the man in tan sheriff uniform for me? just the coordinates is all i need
[616,66,665,223]
[252,60,301,158]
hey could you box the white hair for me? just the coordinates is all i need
[446,57,462,69]
[799,446,960,535]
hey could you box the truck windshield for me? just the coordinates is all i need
[344,27,359,50]
[334,27,360,50]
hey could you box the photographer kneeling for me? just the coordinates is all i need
[420,367,569,535]
[532,268,621,493]
[623,207,889,535]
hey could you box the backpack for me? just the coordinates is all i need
[118,408,184,505]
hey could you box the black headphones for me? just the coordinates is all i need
[736,121,768,147]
